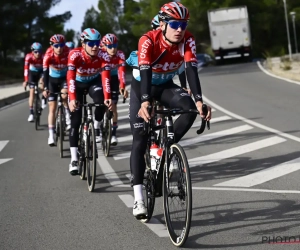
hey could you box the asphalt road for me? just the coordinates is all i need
[1,62,300,249]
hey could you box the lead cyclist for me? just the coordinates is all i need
[128,1,212,218]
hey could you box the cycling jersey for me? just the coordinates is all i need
[24,53,43,82]
[101,50,126,89]
[67,47,111,101]
[136,29,203,103]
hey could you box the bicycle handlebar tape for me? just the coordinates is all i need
[196,104,209,135]
[139,106,152,136]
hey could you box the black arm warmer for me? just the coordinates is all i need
[43,69,49,90]
[140,64,152,103]
[178,71,187,89]
[186,62,203,102]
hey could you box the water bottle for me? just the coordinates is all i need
[150,143,163,171]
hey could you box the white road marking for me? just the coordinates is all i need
[97,150,130,187]
[188,136,286,168]
[204,95,300,143]
[193,186,300,194]
[257,61,300,86]
[215,157,300,187]
[180,125,253,147]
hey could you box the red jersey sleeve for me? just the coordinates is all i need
[117,51,126,89]
[67,49,81,101]
[183,34,198,63]
[24,53,31,82]
[101,63,111,100]
[138,35,153,66]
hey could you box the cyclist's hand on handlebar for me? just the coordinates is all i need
[183,88,191,96]
[23,81,28,88]
[42,90,49,98]
[120,88,128,99]
[104,99,112,110]
[69,100,77,112]
[196,101,212,121]
[138,101,151,122]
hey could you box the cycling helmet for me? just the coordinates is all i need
[66,41,75,49]
[151,14,160,30]
[80,28,101,42]
[49,34,65,44]
[102,33,118,45]
[31,42,42,51]
[159,2,190,21]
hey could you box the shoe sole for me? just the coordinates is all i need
[134,213,147,220]
[111,142,118,146]
[69,170,79,176]
[48,143,55,147]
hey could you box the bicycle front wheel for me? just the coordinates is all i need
[86,122,97,192]
[78,124,86,180]
[163,143,192,247]
[102,113,112,157]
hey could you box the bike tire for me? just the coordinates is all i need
[78,124,86,180]
[35,96,39,130]
[55,108,59,146]
[163,143,192,247]
[141,170,156,223]
[59,107,64,158]
[86,122,97,192]
[102,114,112,157]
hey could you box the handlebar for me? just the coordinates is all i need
[139,104,211,136]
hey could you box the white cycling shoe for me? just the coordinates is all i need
[133,200,147,219]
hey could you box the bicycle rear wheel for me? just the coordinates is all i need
[102,113,112,157]
[58,106,64,158]
[163,143,192,247]
[34,95,40,130]
[141,169,156,223]
[86,122,97,192]
[78,124,86,180]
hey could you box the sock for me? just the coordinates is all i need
[48,125,54,138]
[112,122,118,136]
[94,120,100,130]
[70,147,78,162]
[30,106,33,115]
[133,184,144,202]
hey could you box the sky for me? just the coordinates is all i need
[48,0,100,34]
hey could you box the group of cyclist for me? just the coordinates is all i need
[23,2,212,219]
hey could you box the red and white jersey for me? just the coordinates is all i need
[67,47,111,101]
[24,53,44,81]
[101,50,126,89]
[43,47,69,78]
[137,29,197,84]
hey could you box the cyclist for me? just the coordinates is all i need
[67,28,112,175]
[66,41,75,50]
[128,2,212,218]
[23,42,46,122]
[43,34,71,146]
[98,33,128,145]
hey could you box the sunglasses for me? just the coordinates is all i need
[33,50,41,54]
[53,43,65,48]
[105,43,118,49]
[85,40,100,47]
[166,20,188,30]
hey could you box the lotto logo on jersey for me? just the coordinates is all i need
[70,52,81,61]
[53,64,67,69]
[104,78,110,93]
[153,61,183,71]
[69,80,75,93]
[140,39,152,59]
[77,67,99,74]
[186,37,196,57]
